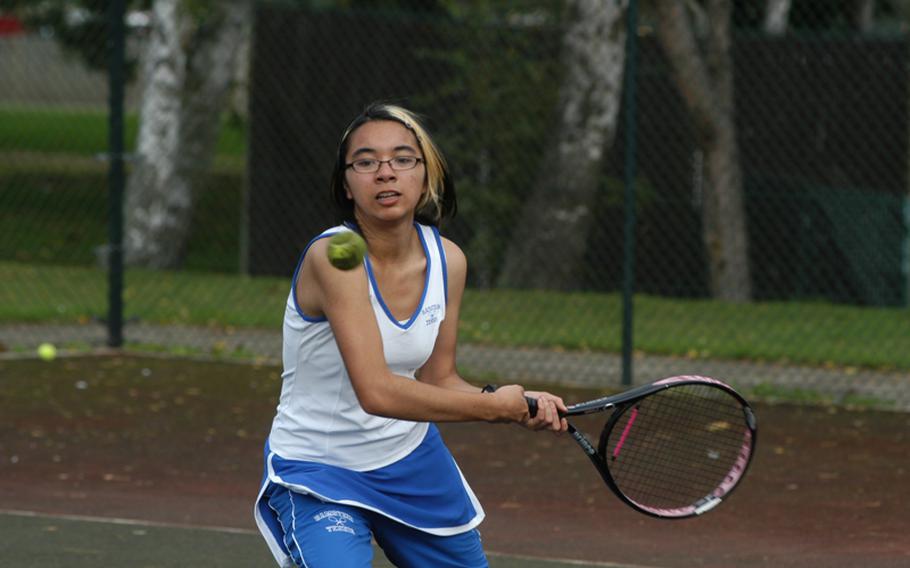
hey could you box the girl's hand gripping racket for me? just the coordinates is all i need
[527,375,757,519]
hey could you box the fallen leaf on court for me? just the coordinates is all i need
[102,473,131,482]
[707,421,732,432]
[522,453,540,466]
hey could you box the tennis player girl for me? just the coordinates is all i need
[254,102,568,568]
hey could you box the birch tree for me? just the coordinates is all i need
[497,0,627,290]
[853,0,876,32]
[763,0,792,35]
[124,0,251,268]
[654,0,752,301]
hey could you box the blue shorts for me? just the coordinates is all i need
[266,484,489,568]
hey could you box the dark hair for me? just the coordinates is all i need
[330,102,457,226]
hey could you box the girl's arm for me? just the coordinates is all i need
[299,236,529,424]
[416,238,567,432]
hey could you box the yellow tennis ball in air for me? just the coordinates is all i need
[327,231,367,270]
[37,343,57,361]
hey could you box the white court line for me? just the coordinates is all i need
[0,508,257,535]
[486,550,665,568]
[0,508,664,568]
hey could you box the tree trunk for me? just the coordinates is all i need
[228,8,252,124]
[763,0,792,35]
[853,0,876,32]
[497,0,626,290]
[655,0,752,302]
[124,0,251,269]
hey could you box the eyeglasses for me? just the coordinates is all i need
[346,156,424,174]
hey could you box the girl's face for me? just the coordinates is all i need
[343,120,426,225]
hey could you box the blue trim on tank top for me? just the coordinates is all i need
[431,225,448,305]
[365,223,430,330]
[291,230,350,324]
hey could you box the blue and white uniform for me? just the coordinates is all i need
[254,223,485,567]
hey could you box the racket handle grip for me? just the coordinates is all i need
[525,396,538,418]
[525,396,569,419]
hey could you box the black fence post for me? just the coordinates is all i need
[621,0,638,386]
[106,0,126,348]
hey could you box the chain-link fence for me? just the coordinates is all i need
[1,2,909,409]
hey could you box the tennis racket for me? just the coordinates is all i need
[527,375,756,519]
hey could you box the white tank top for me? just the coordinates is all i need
[267,223,448,471]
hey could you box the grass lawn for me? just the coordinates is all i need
[0,105,245,159]
[2,261,909,372]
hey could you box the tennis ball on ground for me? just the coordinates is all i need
[327,231,367,270]
[37,342,57,361]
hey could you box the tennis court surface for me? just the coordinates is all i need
[1,354,908,567]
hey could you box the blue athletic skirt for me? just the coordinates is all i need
[254,424,485,567]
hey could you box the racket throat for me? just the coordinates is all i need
[569,425,598,456]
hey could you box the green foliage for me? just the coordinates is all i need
[179,0,219,21]
[18,0,150,75]
[413,5,563,286]
[438,0,561,21]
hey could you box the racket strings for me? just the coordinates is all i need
[614,403,745,486]
[608,406,745,504]
[601,385,750,511]
[613,432,744,506]
[611,429,741,506]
